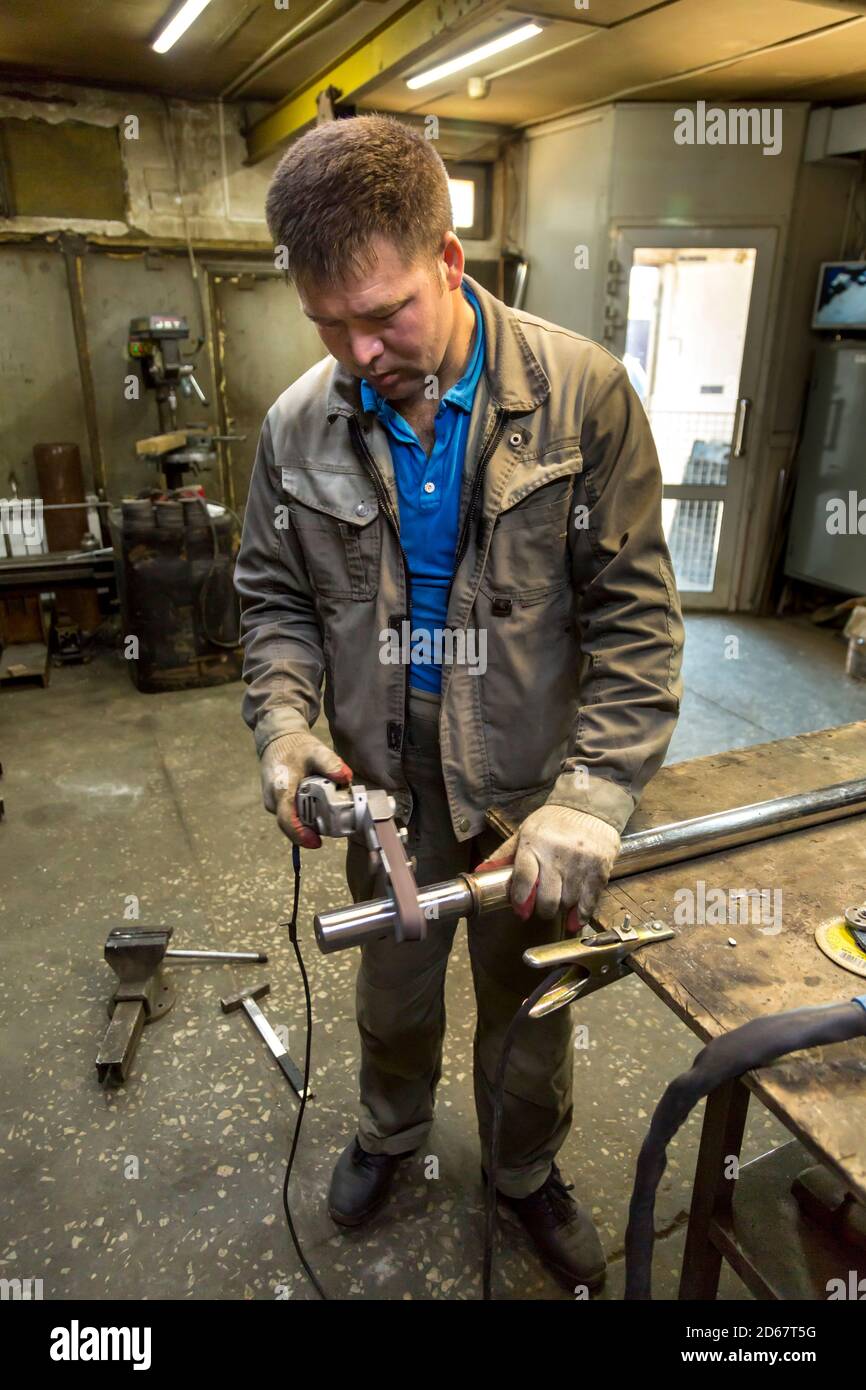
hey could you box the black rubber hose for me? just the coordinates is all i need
[624,994,866,1300]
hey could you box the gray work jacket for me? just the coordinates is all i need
[234,275,684,838]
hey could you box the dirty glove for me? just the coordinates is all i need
[260,731,352,848]
[475,805,621,932]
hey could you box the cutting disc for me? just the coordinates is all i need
[815,917,866,978]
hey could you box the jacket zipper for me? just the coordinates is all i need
[349,407,506,775]
[349,415,413,761]
[452,407,508,578]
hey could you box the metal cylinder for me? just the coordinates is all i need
[611,777,866,877]
[33,442,86,551]
[314,776,866,954]
[164,949,268,963]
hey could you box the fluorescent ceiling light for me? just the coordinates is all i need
[406,22,543,90]
[152,0,213,54]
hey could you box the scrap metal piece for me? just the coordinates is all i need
[220,983,312,1100]
[523,918,675,1018]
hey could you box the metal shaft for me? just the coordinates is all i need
[165,949,268,963]
[314,776,866,954]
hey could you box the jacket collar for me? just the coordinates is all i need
[326,272,550,421]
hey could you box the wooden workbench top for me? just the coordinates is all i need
[601,720,866,1204]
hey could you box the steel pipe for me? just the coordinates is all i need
[314,777,866,954]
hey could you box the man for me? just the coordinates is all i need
[235,114,683,1293]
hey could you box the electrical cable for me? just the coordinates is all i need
[280,840,569,1302]
[281,844,329,1300]
[195,494,243,650]
[624,993,866,1300]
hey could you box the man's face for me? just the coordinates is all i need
[298,233,464,401]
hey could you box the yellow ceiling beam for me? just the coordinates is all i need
[245,0,503,163]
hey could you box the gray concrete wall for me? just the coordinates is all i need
[522,109,615,340]
[0,244,324,507]
[0,245,90,495]
[0,79,505,510]
[0,79,276,244]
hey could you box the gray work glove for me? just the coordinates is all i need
[259,731,352,848]
[475,805,621,931]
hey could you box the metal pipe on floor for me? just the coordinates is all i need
[314,776,866,954]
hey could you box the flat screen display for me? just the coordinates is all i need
[812,261,866,331]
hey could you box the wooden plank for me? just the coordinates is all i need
[594,721,866,1205]
[135,430,188,457]
[0,640,50,687]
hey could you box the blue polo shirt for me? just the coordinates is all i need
[360,285,485,694]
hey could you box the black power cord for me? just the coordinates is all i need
[281,844,329,1300]
[282,844,566,1302]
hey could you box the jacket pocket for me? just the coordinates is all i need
[481,468,578,600]
[474,578,577,794]
[281,464,380,601]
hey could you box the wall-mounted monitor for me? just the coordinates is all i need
[812,261,866,331]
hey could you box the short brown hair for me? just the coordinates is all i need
[265,114,453,286]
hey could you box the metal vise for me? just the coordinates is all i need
[96,927,177,1087]
[95,927,268,1087]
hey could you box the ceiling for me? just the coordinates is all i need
[0,0,409,102]
[2,0,866,144]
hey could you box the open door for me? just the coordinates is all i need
[612,226,777,610]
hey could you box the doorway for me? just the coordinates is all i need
[613,227,777,609]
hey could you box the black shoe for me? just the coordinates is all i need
[327,1136,416,1228]
[489,1163,606,1292]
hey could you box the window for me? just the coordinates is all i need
[445,162,491,240]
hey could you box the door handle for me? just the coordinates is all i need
[824,396,843,452]
[732,396,751,458]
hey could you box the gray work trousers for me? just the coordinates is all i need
[346,687,575,1198]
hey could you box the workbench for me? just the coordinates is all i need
[601,720,866,1300]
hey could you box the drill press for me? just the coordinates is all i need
[109,313,244,690]
[127,314,219,490]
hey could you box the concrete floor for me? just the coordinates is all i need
[0,613,863,1301]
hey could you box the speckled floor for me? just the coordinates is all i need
[0,614,863,1300]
